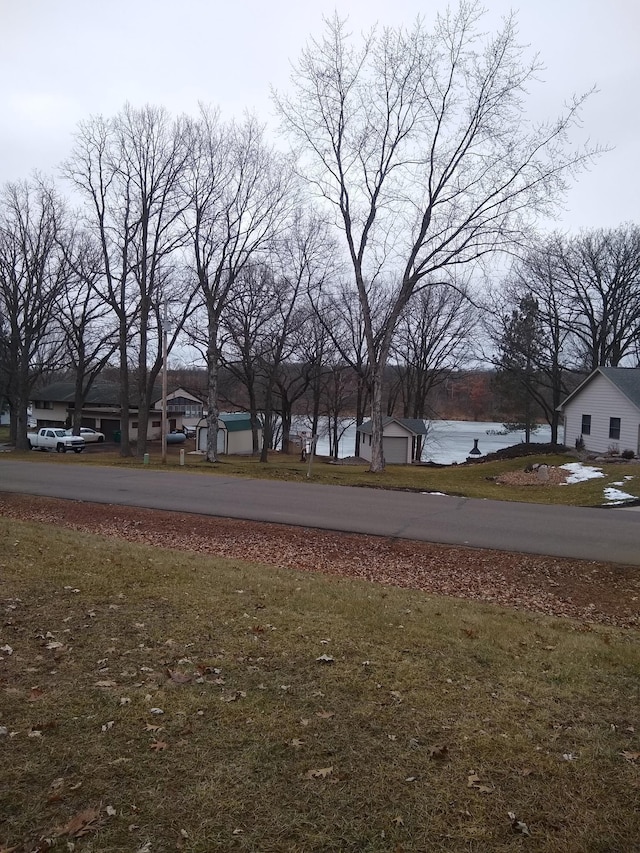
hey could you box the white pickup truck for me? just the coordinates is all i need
[27,427,85,453]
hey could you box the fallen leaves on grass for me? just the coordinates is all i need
[150,739,168,751]
[3,492,638,629]
[467,773,493,793]
[304,766,333,780]
[53,805,104,838]
[620,751,640,762]
[508,811,531,836]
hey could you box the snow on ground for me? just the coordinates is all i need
[603,487,637,504]
[559,462,606,484]
[559,463,638,503]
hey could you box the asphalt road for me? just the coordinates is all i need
[1,458,639,565]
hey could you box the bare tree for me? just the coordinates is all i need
[275,6,598,470]
[56,224,120,433]
[220,262,281,453]
[182,108,296,462]
[63,104,193,457]
[556,225,640,370]
[0,178,69,447]
[389,284,476,423]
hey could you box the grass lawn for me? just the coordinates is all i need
[1,518,638,852]
[6,443,640,506]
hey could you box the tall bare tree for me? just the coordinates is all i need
[0,178,69,447]
[64,104,193,456]
[275,5,598,470]
[182,109,296,462]
[56,224,120,434]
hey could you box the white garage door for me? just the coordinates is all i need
[383,436,408,464]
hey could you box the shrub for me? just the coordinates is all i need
[621,448,635,459]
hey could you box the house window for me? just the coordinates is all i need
[609,417,621,440]
[152,420,161,427]
[581,414,591,435]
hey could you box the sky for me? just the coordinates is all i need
[0,0,638,233]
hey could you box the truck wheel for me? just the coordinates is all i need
[28,441,33,450]
[57,443,67,453]
[74,447,84,454]
[98,436,104,443]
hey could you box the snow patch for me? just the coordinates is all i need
[559,463,605,484]
[603,487,636,504]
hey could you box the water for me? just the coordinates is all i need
[296,418,559,464]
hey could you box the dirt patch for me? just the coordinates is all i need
[495,466,570,487]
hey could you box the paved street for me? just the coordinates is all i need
[1,458,638,565]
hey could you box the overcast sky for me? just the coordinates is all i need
[1,0,637,232]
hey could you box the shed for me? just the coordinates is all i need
[196,412,262,455]
[557,367,640,455]
[357,417,428,464]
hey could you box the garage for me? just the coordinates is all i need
[382,436,410,464]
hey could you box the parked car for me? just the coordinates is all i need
[65,427,105,443]
[28,428,85,453]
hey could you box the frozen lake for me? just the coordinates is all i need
[302,419,560,465]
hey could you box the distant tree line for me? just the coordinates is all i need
[0,5,618,467]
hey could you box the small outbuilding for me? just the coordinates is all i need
[357,417,428,464]
[557,366,640,456]
[196,412,262,455]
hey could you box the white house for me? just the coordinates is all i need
[558,367,640,455]
[31,382,192,441]
[357,417,428,464]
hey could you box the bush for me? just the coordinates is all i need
[621,448,635,459]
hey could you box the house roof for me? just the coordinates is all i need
[357,417,428,436]
[219,412,257,432]
[34,381,201,409]
[558,367,640,412]
[33,381,126,405]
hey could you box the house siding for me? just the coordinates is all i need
[563,373,640,454]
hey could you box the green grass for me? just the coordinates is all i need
[6,444,640,506]
[1,517,639,852]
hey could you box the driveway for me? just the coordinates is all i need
[0,458,638,565]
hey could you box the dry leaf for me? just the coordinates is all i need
[316,654,334,664]
[94,680,117,688]
[508,811,531,836]
[168,669,192,684]
[305,766,333,779]
[316,710,335,719]
[392,816,404,826]
[621,751,640,762]
[150,739,168,751]
[145,723,164,733]
[54,805,104,838]
[290,738,305,749]
[222,690,246,702]
[467,774,493,793]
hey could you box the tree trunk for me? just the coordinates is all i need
[260,383,274,463]
[205,333,220,463]
[369,367,386,472]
